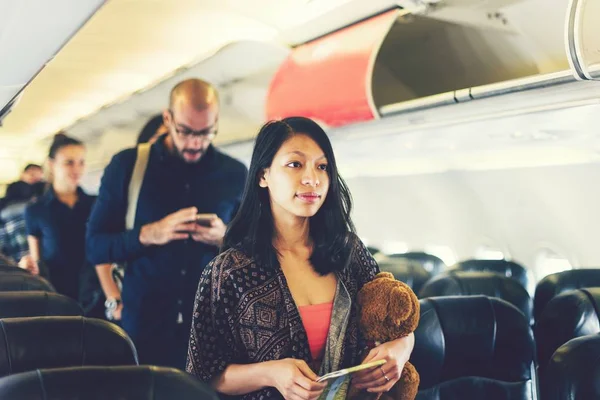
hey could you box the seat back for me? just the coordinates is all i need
[413,296,535,399]
[0,266,29,275]
[453,259,531,293]
[534,269,600,321]
[541,334,600,400]
[419,271,533,324]
[389,252,446,276]
[0,254,17,267]
[0,317,137,377]
[0,291,83,319]
[379,258,431,294]
[0,366,219,399]
[535,288,600,370]
[0,272,54,292]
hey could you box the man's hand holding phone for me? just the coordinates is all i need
[139,207,198,246]
[190,214,226,247]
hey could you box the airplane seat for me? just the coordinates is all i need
[0,265,29,275]
[451,259,531,294]
[389,252,446,276]
[379,258,432,294]
[0,291,83,319]
[534,269,600,322]
[419,271,533,325]
[0,316,137,377]
[367,246,381,257]
[0,272,55,293]
[412,296,536,400]
[540,334,600,400]
[535,288,600,373]
[0,366,219,399]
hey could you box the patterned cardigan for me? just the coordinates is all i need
[186,237,379,399]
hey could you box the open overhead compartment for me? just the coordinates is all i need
[372,13,541,109]
[265,0,562,128]
[266,9,401,127]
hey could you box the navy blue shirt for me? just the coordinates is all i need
[25,188,96,300]
[86,137,247,364]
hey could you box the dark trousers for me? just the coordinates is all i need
[123,316,189,370]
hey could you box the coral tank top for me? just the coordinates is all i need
[298,302,334,361]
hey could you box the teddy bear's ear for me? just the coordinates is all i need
[389,286,413,325]
[375,272,395,281]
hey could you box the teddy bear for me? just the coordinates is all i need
[349,271,420,400]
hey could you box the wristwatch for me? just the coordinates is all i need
[105,297,122,320]
[105,297,122,310]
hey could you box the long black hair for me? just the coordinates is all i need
[223,116,355,275]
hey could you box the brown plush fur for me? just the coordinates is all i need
[348,272,420,400]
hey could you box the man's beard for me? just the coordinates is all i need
[177,148,204,164]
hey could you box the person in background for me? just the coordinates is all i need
[0,178,45,263]
[137,114,169,145]
[87,78,247,369]
[186,117,414,399]
[92,114,171,322]
[20,133,104,317]
[20,164,44,185]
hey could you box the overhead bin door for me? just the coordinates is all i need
[266,9,401,127]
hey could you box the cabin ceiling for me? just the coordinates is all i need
[0,0,579,185]
[0,0,400,181]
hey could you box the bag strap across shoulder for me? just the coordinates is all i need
[126,142,151,230]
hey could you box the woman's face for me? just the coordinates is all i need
[260,134,330,220]
[51,145,86,188]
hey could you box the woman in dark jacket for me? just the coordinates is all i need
[21,133,103,316]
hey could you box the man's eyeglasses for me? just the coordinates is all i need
[168,110,217,141]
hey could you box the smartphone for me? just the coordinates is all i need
[196,213,217,227]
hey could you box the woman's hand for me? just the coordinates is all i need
[352,333,415,393]
[266,358,327,400]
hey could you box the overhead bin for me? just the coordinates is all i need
[266,5,545,127]
[0,0,106,126]
[266,9,401,127]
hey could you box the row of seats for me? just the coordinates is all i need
[379,255,532,294]
[414,293,600,399]
[3,259,600,398]
[374,251,600,399]
[0,288,536,399]
[0,289,593,398]
[0,289,571,399]
[0,265,219,399]
[381,256,600,323]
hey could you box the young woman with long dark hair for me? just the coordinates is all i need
[187,117,414,399]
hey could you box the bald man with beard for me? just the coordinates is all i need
[86,79,247,369]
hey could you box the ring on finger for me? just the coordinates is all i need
[380,366,390,382]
